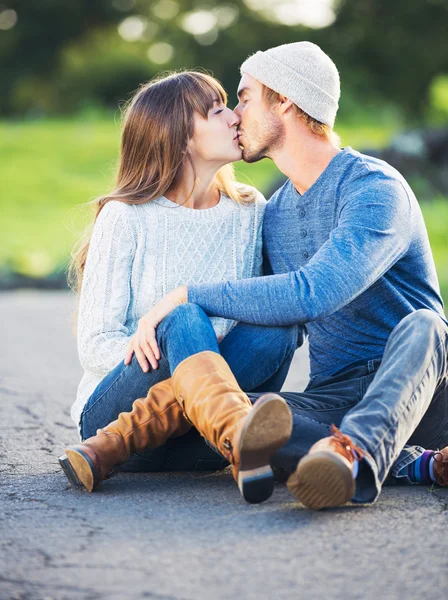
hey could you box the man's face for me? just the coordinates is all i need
[234,73,285,163]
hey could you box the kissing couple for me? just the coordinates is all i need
[60,42,448,510]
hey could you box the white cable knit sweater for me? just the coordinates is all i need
[71,190,266,429]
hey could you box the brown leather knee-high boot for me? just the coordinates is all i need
[172,351,292,504]
[59,378,191,492]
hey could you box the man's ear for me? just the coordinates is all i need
[278,96,295,116]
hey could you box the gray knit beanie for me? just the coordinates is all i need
[240,41,340,128]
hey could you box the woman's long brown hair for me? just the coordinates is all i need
[68,71,255,294]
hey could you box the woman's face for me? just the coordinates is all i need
[188,100,242,166]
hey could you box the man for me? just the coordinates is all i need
[64,42,448,509]
[151,41,448,508]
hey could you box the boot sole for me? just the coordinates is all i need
[238,394,292,504]
[59,448,99,493]
[287,451,355,510]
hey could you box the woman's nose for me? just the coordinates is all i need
[228,108,240,129]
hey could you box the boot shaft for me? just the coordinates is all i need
[172,351,253,461]
[104,378,191,458]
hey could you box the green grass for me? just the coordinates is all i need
[0,117,446,307]
[0,117,119,276]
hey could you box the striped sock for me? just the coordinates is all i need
[406,451,436,484]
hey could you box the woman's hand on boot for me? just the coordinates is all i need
[124,285,188,372]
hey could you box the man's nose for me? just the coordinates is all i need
[233,102,242,118]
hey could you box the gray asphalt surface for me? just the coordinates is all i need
[1,290,447,600]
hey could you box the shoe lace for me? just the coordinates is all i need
[433,451,448,486]
[330,424,366,462]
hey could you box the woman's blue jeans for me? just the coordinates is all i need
[80,304,301,471]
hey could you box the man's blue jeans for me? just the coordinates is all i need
[275,309,447,503]
[80,310,300,470]
[81,305,448,503]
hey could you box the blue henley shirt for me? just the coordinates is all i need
[189,147,446,377]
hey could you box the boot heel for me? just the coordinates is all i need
[237,394,292,504]
[59,454,82,488]
[60,447,99,492]
[238,465,275,504]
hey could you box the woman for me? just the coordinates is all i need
[60,71,299,503]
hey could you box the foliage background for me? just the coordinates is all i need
[0,0,447,304]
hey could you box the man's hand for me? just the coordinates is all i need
[124,285,188,372]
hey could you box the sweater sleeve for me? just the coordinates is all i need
[188,178,412,326]
[77,202,137,377]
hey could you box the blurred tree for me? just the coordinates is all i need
[0,0,124,113]
[0,0,306,115]
[0,0,447,119]
[317,0,448,118]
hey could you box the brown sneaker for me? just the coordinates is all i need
[287,425,366,510]
[433,447,448,487]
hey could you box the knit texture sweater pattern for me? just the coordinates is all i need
[71,192,266,428]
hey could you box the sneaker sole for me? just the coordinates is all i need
[59,448,98,492]
[287,451,355,510]
[238,394,293,504]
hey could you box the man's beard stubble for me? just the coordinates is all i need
[242,113,285,163]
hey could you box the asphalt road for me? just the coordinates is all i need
[1,290,447,600]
